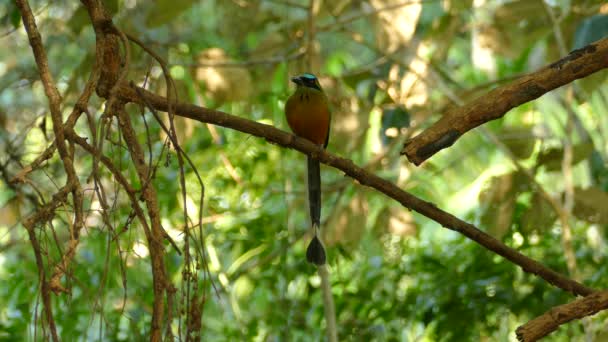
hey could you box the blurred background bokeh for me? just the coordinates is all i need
[1,0,608,340]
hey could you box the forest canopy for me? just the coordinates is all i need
[1,0,608,341]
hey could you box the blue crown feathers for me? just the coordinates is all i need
[301,73,317,80]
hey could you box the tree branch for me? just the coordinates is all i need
[77,2,177,340]
[113,81,595,297]
[516,290,608,342]
[21,184,74,342]
[401,36,608,165]
[15,1,87,339]
[115,101,169,342]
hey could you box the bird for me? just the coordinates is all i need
[285,73,331,265]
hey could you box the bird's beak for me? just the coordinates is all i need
[291,76,303,85]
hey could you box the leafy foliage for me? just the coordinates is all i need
[1,0,608,340]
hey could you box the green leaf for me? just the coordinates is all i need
[520,191,557,233]
[145,0,195,28]
[573,187,608,224]
[103,0,120,15]
[537,142,594,172]
[67,7,89,35]
[590,150,608,191]
[500,126,536,159]
[9,3,21,29]
[380,106,409,146]
[342,63,391,90]
[478,172,527,239]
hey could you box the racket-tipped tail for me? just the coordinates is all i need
[306,156,326,265]
[306,224,326,265]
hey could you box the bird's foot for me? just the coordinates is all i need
[310,144,324,161]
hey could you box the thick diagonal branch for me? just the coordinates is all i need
[516,290,608,342]
[401,37,608,165]
[115,82,594,297]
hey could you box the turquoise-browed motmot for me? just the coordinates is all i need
[285,73,331,265]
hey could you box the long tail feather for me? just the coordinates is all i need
[306,156,326,265]
[307,156,321,226]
